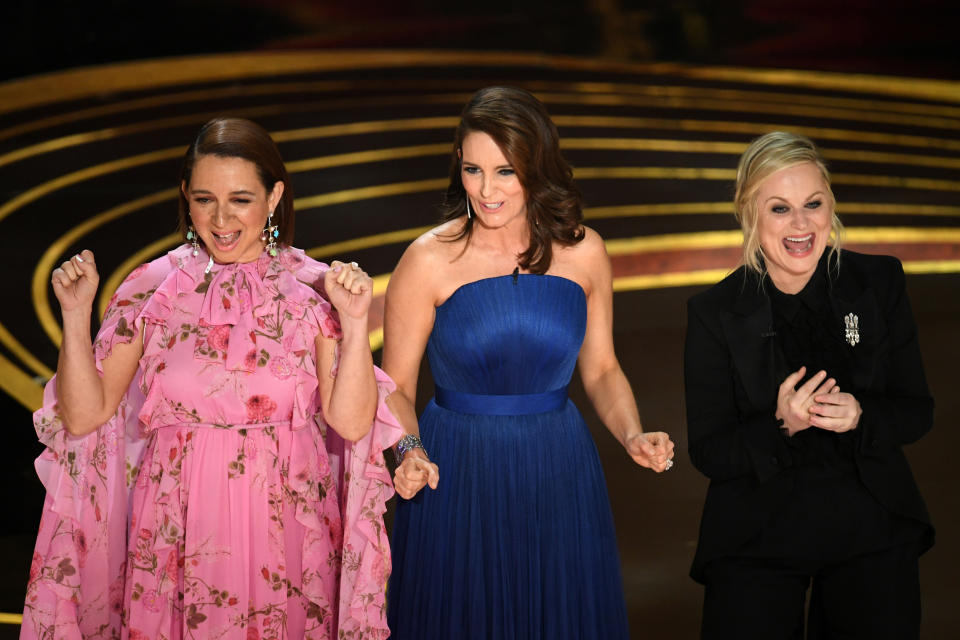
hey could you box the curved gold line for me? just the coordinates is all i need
[25,223,960,411]
[0,119,457,224]
[29,138,960,351]
[101,198,960,319]
[305,226,434,261]
[613,269,733,291]
[0,612,23,625]
[34,190,177,347]
[296,179,448,210]
[286,145,449,173]
[551,115,960,153]
[844,227,960,243]
[3,51,959,116]
[0,80,365,143]
[605,227,960,255]
[575,167,737,180]
[575,167,960,192]
[0,149,182,224]
[839,203,960,216]
[0,321,54,380]
[820,149,960,171]
[0,104,454,170]
[6,114,960,230]
[903,260,960,274]
[9,76,960,145]
[606,231,742,254]
[56,172,960,348]
[672,66,960,105]
[585,202,733,218]
[543,82,960,119]
[536,91,960,132]
[97,233,182,321]
[832,173,960,192]
[9,80,960,171]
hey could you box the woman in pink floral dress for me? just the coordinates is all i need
[22,118,401,640]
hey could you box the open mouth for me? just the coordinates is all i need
[480,201,503,212]
[212,231,241,248]
[783,233,814,255]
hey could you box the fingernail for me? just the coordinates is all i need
[75,254,84,262]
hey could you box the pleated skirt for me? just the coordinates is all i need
[388,399,629,640]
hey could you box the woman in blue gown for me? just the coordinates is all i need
[384,86,676,639]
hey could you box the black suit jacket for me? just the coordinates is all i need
[684,249,934,582]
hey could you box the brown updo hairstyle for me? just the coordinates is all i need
[177,117,295,247]
[734,131,843,276]
[439,86,584,274]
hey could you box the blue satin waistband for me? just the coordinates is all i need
[434,386,568,416]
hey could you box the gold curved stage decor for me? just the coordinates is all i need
[1,48,959,634]
[2,50,959,415]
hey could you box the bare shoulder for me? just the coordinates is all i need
[551,226,610,297]
[554,226,609,270]
[390,219,466,303]
[572,226,609,262]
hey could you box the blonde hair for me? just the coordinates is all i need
[734,131,843,275]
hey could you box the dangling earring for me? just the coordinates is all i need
[465,198,473,220]
[186,223,199,256]
[262,211,279,257]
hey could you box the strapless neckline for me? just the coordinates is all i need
[438,273,586,309]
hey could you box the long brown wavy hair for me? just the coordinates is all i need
[178,118,295,248]
[439,86,584,274]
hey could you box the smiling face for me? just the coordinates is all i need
[756,162,833,293]
[460,131,527,230]
[184,154,284,264]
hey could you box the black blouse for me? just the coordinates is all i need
[747,253,921,564]
[769,255,856,470]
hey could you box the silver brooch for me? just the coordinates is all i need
[844,313,860,346]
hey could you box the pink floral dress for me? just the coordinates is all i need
[22,245,401,640]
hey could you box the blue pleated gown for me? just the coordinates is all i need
[388,274,629,640]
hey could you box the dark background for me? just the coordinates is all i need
[3,0,959,83]
[2,1,959,637]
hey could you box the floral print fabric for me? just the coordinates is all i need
[22,245,401,639]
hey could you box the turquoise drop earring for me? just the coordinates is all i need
[262,212,279,257]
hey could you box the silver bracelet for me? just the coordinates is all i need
[395,434,426,464]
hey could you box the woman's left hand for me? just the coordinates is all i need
[809,386,862,432]
[324,260,373,319]
[625,431,675,472]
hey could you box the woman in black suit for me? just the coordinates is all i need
[684,131,934,639]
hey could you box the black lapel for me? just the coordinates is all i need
[720,276,777,411]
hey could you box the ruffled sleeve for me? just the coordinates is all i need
[281,249,403,638]
[22,254,174,638]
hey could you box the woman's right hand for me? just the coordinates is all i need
[393,448,439,500]
[776,366,837,436]
[52,250,99,313]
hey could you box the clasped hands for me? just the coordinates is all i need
[777,366,862,436]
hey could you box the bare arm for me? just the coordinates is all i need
[382,236,441,498]
[316,261,378,441]
[575,230,674,471]
[53,250,142,436]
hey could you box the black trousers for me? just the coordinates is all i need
[700,543,921,640]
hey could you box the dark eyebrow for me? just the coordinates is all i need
[461,161,514,170]
[187,189,257,196]
[763,190,825,206]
